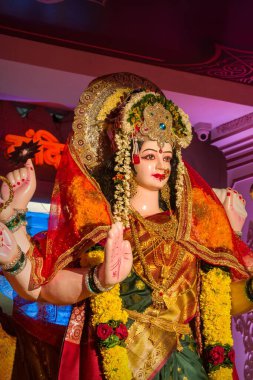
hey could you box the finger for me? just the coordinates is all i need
[25,159,35,181]
[115,221,123,236]
[223,189,232,209]
[238,193,246,205]
[19,167,28,183]
[108,225,116,240]
[114,222,123,244]
[109,223,121,239]
[0,182,10,201]
[122,240,132,255]
[13,169,21,186]
[6,172,16,187]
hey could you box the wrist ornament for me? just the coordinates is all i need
[245,277,253,302]
[14,208,28,214]
[5,210,27,232]
[1,246,27,275]
[85,265,113,295]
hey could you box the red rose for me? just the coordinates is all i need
[115,323,128,340]
[207,346,225,366]
[96,324,113,340]
[228,349,235,363]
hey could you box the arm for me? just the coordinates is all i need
[1,222,133,305]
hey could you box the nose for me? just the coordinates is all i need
[156,155,165,170]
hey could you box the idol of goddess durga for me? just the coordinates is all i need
[0,73,252,380]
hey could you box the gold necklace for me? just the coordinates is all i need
[129,216,185,310]
[129,207,178,241]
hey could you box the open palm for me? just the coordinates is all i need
[103,222,133,286]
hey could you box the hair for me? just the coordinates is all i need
[92,140,179,213]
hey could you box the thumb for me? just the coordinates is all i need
[0,177,11,201]
[25,159,36,182]
[223,188,233,210]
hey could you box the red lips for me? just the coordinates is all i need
[152,173,166,181]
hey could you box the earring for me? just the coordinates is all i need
[132,138,140,164]
[130,172,138,197]
[161,184,171,209]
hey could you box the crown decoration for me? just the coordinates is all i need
[120,92,192,149]
[71,73,162,170]
[141,103,174,148]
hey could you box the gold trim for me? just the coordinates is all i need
[29,227,109,288]
[176,168,192,241]
[127,309,191,338]
[70,72,162,170]
[179,239,248,277]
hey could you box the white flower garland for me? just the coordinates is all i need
[113,131,131,226]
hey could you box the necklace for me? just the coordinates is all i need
[129,207,178,241]
[129,213,184,310]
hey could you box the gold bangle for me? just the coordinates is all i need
[1,246,22,271]
[0,176,14,213]
[93,265,113,292]
[14,208,28,214]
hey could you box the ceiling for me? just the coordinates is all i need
[1,0,253,85]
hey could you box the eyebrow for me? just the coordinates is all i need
[142,149,172,154]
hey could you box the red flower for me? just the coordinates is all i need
[115,323,128,340]
[228,349,235,363]
[97,324,113,340]
[207,346,225,366]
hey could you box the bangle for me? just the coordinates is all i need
[84,271,97,295]
[84,266,114,295]
[14,208,28,214]
[88,266,102,294]
[0,176,14,213]
[245,277,253,302]
[2,247,27,276]
[5,212,27,232]
[1,246,22,270]
[93,265,113,292]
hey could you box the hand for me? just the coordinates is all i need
[213,188,247,233]
[0,222,19,266]
[100,222,133,286]
[223,188,247,233]
[0,159,36,221]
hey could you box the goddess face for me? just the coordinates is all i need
[134,140,172,191]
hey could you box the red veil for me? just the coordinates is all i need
[28,72,252,289]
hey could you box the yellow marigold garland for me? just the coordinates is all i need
[80,249,104,268]
[200,266,234,380]
[81,248,132,380]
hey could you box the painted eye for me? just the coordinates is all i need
[163,156,172,162]
[142,154,155,160]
